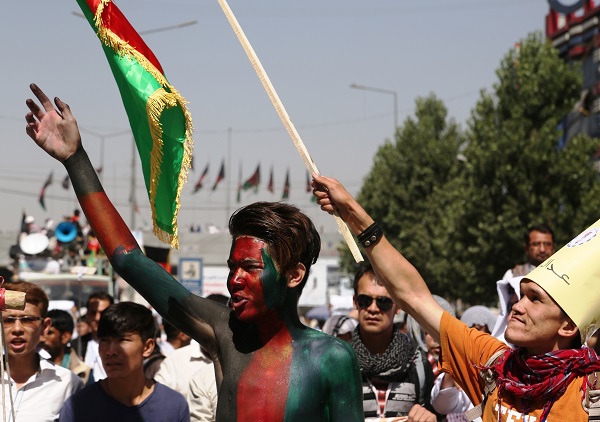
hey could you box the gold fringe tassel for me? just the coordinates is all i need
[94,0,194,249]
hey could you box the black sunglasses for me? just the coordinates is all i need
[356,294,394,312]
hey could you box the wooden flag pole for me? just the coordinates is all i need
[217,0,363,263]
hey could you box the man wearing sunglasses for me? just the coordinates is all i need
[313,174,600,422]
[350,264,437,421]
[2,281,83,421]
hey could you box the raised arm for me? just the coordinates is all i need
[312,174,444,342]
[24,84,223,351]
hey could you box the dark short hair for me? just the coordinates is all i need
[162,320,180,341]
[525,224,555,245]
[86,291,114,309]
[228,202,321,296]
[4,281,49,317]
[48,309,74,334]
[353,262,376,294]
[98,302,155,343]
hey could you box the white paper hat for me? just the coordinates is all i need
[526,218,600,342]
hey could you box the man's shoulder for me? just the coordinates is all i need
[293,329,357,362]
[296,328,352,347]
[153,381,189,401]
[40,358,84,387]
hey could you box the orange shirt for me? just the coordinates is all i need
[439,311,589,422]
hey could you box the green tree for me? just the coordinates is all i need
[339,94,465,295]
[436,32,600,303]
[340,32,600,305]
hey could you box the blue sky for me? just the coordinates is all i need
[0,0,549,236]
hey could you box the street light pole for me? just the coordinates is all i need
[78,128,131,182]
[350,83,398,135]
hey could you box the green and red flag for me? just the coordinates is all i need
[76,0,194,248]
[193,163,209,193]
[39,171,53,211]
[242,164,261,193]
[281,168,290,200]
[211,160,225,191]
[236,162,242,203]
[267,166,274,193]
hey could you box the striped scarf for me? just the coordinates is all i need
[351,326,416,382]
[492,346,600,421]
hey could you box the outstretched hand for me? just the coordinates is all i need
[25,83,81,163]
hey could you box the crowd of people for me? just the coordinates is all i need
[4,82,600,421]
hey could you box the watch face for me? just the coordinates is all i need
[548,0,587,14]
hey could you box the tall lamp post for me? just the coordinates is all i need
[350,83,398,135]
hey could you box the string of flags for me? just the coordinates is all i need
[191,161,314,202]
[36,162,313,211]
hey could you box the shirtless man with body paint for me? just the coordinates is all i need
[24,84,363,422]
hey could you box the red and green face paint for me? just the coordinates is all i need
[227,236,287,322]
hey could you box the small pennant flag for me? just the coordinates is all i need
[62,174,70,190]
[211,160,225,191]
[242,164,261,193]
[305,170,312,193]
[267,166,274,193]
[39,171,53,211]
[281,168,290,200]
[236,162,242,203]
[193,164,209,193]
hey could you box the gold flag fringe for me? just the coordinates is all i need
[94,0,194,249]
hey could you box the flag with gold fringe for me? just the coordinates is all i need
[76,0,193,248]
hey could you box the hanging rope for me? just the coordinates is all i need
[0,277,27,422]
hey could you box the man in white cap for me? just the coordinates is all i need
[313,174,600,422]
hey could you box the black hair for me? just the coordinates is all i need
[85,291,114,309]
[98,302,155,343]
[162,320,180,341]
[229,202,321,296]
[525,224,555,245]
[4,281,49,317]
[353,262,375,294]
[48,309,74,334]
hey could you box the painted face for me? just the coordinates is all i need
[525,231,554,266]
[354,273,398,337]
[505,280,570,354]
[99,333,152,379]
[86,299,111,335]
[3,303,48,359]
[227,236,284,322]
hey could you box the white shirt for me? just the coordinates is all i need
[154,341,212,395]
[188,363,218,422]
[159,341,176,357]
[84,338,107,381]
[3,355,84,422]
[430,373,480,422]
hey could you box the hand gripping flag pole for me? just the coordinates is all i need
[217,0,363,263]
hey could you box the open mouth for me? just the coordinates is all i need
[10,338,27,351]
